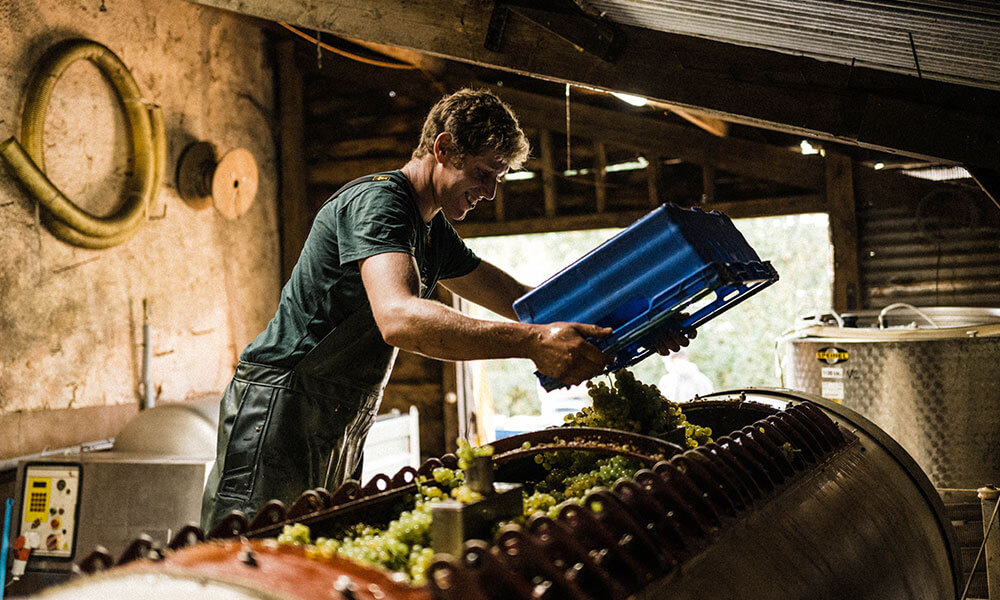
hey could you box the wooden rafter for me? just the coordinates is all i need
[455,193,826,238]
[190,0,1000,170]
[492,85,824,190]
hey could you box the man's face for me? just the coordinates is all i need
[435,148,509,221]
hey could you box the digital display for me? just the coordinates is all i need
[33,481,46,488]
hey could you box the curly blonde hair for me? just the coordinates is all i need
[412,88,530,170]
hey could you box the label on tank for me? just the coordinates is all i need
[821,367,843,378]
[821,380,845,401]
[816,347,849,364]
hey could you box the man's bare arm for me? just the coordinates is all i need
[360,252,610,385]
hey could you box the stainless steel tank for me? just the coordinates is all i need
[777,306,1000,488]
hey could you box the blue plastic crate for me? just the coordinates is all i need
[513,204,779,390]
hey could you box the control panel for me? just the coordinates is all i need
[19,464,81,559]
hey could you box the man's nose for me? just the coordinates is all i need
[480,177,498,201]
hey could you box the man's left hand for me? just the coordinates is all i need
[652,327,697,355]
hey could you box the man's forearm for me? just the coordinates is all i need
[379,296,541,361]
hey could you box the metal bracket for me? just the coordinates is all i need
[485,1,621,61]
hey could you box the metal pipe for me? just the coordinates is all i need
[0,439,114,473]
[1,497,12,598]
[141,299,153,411]
[977,486,1000,600]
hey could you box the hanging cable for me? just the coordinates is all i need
[565,83,572,171]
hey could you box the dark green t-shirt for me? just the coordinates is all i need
[241,171,481,368]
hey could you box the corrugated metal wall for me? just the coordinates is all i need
[858,183,1000,308]
[578,0,1000,91]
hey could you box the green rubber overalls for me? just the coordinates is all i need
[201,173,436,529]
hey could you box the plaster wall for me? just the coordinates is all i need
[0,0,280,458]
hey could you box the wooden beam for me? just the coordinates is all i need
[455,194,825,237]
[188,0,1000,169]
[646,100,729,138]
[593,141,607,213]
[539,130,558,217]
[309,156,408,185]
[826,152,861,311]
[701,165,715,205]
[647,156,662,207]
[319,135,413,158]
[276,40,310,283]
[493,181,505,221]
[494,85,824,190]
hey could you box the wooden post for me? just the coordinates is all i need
[702,164,716,205]
[826,152,860,311]
[441,288,463,451]
[647,155,662,207]
[594,141,607,213]
[539,130,558,217]
[276,40,309,284]
[979,486,1000,600]
[493,181,505,222]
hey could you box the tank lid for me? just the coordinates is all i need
[783,306,1000,341]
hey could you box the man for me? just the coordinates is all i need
[201,88,692,528]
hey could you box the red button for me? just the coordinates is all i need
[50,518,60,529]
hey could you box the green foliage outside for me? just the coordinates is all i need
[464,213,832,416]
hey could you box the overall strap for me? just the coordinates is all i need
[320,171,405,209]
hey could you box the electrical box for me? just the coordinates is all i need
[19,464,82,560]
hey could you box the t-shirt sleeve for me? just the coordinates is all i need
[336,185,416,266]
[436,217,482,279]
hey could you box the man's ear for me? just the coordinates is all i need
[432,132,454,164]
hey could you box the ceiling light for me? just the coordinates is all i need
[611,92,648,107]
[799,140,820,155]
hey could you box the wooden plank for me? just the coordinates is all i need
[455,194,825,237]
[308,94,420,119]
[593,141,607,213]
[382,383,443,411]
[318,135,412,158]
[669,107,729,138]
[647,156,662,207]
[440,285,460,454]
[827,152,861,311]
[702,165,715,205]
[309,156,409,185]
[277,40,310,283]
[539,130,558,217]
[493,181,505,222]
[646,100,729,138]
[389,350,441,382]
[495,86,824,190]
[187,0,1000,169]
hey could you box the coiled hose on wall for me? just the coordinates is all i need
[0,39,165,249]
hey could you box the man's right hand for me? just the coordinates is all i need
[529,322,613,386]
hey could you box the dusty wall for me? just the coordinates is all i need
[0,0,280,458]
